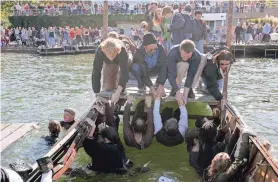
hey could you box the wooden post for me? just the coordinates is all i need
[221,0,234,127]
[103,0,108,39]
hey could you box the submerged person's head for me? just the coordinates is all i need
[48,120,61,137]
[164,118,179,136]
[64,109,75,122]
[102,127,120,144]
[132,117,147,133]
[213,50,233,72]
[209,152,231,177]
[180,40,195,61]
[100,38,122,61]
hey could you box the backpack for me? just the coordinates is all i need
[182,14,196,35]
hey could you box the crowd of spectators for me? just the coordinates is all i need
[10,1,269,16]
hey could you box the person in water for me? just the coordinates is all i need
[83,118,128,174]
[130,33,167,96]
[44,120,61,145]
[92,38,129,104]
[203,129,256,182]
[123,95,154,150]
[201,49,234,108]
[153,95,188,147]
[60,109,76,130]
[167,40,205,102]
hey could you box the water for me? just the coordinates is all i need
[1,53,278,181]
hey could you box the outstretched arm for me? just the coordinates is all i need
[153,99,163,134]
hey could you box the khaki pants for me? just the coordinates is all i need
[176,55,207,89]
[102,62,120,91]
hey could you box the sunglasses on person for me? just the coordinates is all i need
[220,63,230,66]
[148,47,157,53]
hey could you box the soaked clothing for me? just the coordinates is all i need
[60,120,75,130]
[83,138,125,173]
[123,103,154,150]
[92,47,129,93]
[153,100,188,147]
[44,135,59,145]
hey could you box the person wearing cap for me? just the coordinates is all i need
[143,1,158,32]
[60,109,76,130]
[153,95,188,147]
[92,38,129,104]
[130,33,167,95]
[167,39,204,103]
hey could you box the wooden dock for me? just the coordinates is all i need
[205,43,278,58]
[0,123,39,152]
[97,79,219,105]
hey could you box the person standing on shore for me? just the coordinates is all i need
[192,10,207,53]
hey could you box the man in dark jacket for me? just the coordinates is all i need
[130,33,167,96]
[167,40,204,102]
[192,11,207,53]
[167,4,193,46]
[234,23,243,44]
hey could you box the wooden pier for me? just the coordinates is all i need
[205,43,278,58]
[0,123,39,152]
[97,79,219,106]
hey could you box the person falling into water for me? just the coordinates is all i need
[44,120,61,145]
[60,108,76,130]
[123,95,154,150]
[92,38,129,104]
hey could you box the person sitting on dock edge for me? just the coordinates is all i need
[123,95,154,150]
[130,33,167,96]
[92,38,129,104]
[167,39,203,102]
[45,120,61,145]
[153,96,188,147]
[60,109,76,130]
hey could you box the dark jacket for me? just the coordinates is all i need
[168,12,185,45]
[132,44,167,87]
[235,26,243,35]
[123,103,154,150]
[83,138,125,173]
[167,45,201,93]
[92,46,129,93]
[192,20,207,41]
[143,10,154,31]
[202,58,223,101]
[155,128,184,147]
[60,120,75,130]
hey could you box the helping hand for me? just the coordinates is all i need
[86,118,96,129]
[145,95,152,107]
[182,91,188,105]
[127,95,135,104]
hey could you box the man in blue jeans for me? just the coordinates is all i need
[192,10,207,53]
[130,33,167,96]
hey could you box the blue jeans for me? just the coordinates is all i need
[217,79,223,92]
[130,63,159,88]
[163,40,171,54]
[194,39,203,53]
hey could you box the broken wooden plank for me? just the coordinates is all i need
[1,123,24,141]
[1,123,39,152]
